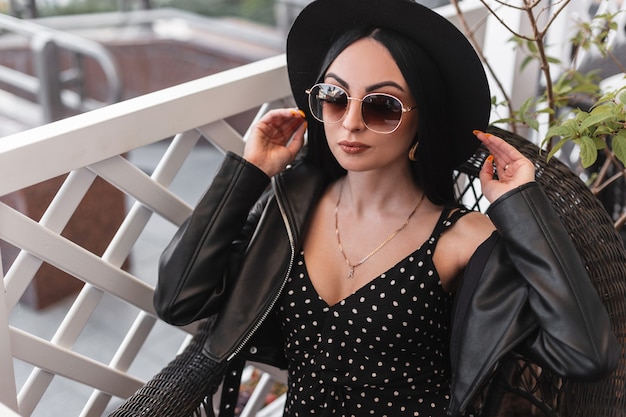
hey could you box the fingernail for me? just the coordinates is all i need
[473,130,483,136]
[292,109,306,118]
[486,155,494,163]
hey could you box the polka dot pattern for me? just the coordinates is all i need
[276,207,469,417]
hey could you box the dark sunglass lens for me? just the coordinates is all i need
[362,95,403,132]
[312,85,347,123]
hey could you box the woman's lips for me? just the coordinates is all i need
[338,141,370,154]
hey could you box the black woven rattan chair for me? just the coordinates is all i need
[109,127,626,417]
[458,126,626,417]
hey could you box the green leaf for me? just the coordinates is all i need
[575,111,590,122]
[491,117,517,125]
[518,96,535,114]
[580,110,617,130]
[554,83,573,95]
[547,137,569,160]
[617,87,626,105]
[612,131,626,166]
[592,135,607,150]
[520,56,534,71]
[579,136,599,168]
[545,123,577,140]
[594,125,613,138]
[526,118,540,130]
[536,107,554,115]
[509,35,523,47]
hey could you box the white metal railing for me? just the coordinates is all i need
[0,12,123,124]
[0,53,293,417]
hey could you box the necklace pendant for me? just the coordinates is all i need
[335,183,426,281]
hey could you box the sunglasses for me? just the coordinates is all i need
[305,83,416,134]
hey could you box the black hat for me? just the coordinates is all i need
[286,0,491,166]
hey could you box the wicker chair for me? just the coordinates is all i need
[109,127,626,417]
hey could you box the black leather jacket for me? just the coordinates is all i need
[154,152,619,416]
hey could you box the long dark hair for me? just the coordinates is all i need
[303,27,457,205]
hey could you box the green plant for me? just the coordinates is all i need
[453,0,626,228]
[545,87,626,167]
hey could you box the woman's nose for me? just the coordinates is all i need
[341,98,366,131]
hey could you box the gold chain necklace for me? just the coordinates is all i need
[335,183,426,279]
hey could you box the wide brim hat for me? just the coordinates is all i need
[286,0,491,167]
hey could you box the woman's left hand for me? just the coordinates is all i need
[475,130,536,202]
[243,108,307,177]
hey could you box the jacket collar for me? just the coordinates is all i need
[272,159,327,248]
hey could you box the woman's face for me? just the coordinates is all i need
[321,37,419,174]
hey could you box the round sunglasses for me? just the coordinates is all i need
[305,83,416,134]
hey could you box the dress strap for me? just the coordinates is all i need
[431,205,471,241]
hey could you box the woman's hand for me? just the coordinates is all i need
[475,130,536,202]
[243,108,307,177]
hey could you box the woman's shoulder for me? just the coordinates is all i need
[448,208,496,245]
[434,208,496,291]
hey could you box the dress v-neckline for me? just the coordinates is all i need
[302,207,456,307]
[302,245,429,308]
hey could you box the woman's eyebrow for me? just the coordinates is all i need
[366,81,406,93]
[324,72,349,88]
[324,72,406,93]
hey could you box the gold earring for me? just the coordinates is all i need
[408,141,419,161]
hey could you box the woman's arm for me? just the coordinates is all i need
[476,130,618,376]
[449,183,619,416]
[477,130,618,375]
[487,182,620,378]
[154,153,271,325]
[154,108,307,326]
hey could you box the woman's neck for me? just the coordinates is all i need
[337,171,423,216]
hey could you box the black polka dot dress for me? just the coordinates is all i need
[276,207,469,417]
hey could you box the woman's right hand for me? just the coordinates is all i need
[475,130,536,202]
[243,108,307,177]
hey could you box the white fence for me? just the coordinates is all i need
[0,54,294,417]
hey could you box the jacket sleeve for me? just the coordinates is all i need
[486,181,620,379]
[154,152,271,326]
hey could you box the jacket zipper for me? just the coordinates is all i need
[227,175,295,361]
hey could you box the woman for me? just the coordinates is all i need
[154,0,619,416]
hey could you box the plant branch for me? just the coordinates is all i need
[492,0,527,12]
[474,0,626,230]
[614,210,626,230]
[451,0,517,131]
[607,49,626,75]
[523,0,556,126]
[590,148,626,195]
[538,0,571,36]
[479,0,527,37]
